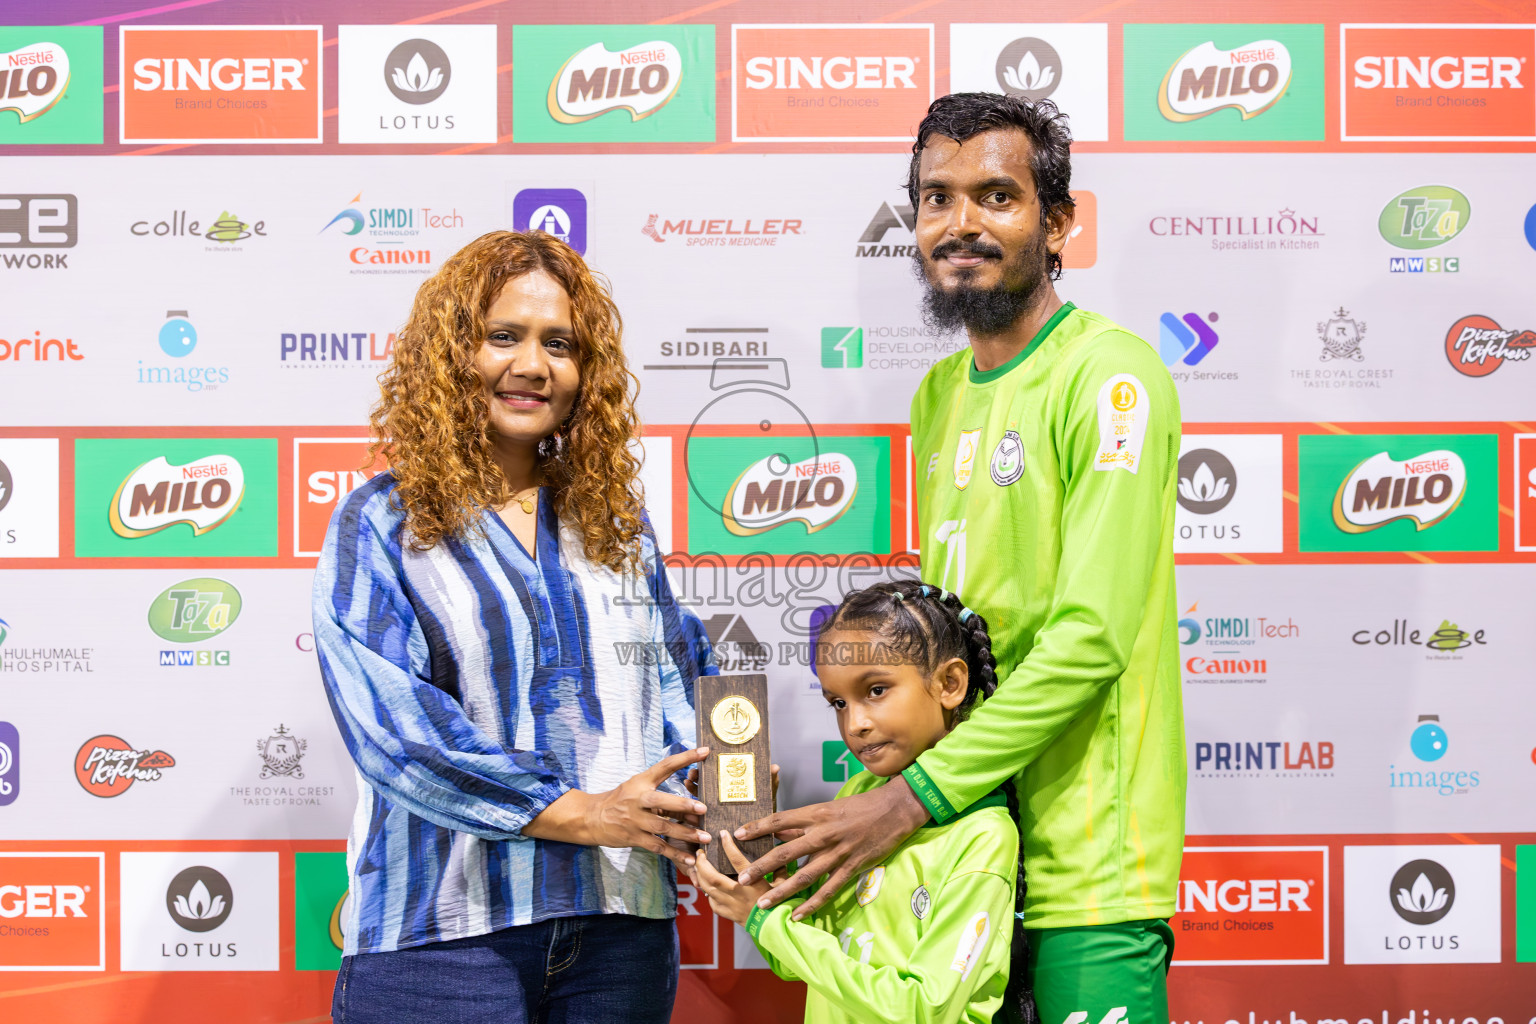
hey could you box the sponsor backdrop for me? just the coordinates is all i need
[1,1,1534,1022]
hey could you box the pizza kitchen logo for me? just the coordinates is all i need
[75,734,175,797]
[548,39,682,123]
[1332,449,1466,534]
[109,454,245,539]
[1444,314,1535,378]
[1159,38,1292,122]
[723,452,856,537]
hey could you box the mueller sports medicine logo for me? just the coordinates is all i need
[733,25,933,142]
[1342,25,1536,141]
[0,194,77,270]
[1176,847,1327,965]
[550,40,682,123]
[1332,449,1465,533]
[74,735,175,797]
[120,26,323,144]
[1444,314,1535,377]
[643,213,802,247]
[1159,38,1293,121]
[109,454,245,539]
[723,453,856,536]
[0,42,69,123]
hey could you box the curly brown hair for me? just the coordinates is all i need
[368,230,646,570]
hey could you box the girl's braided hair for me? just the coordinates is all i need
[821,579,1039,1024]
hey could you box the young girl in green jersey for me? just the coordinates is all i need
[693,581,1036,1024]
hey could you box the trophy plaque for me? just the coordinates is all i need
[695,673,772,873]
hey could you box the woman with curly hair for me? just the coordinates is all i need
[312,230,715,1023]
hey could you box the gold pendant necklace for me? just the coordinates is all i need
[514,486,538,515]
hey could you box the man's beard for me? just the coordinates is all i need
[915,232,1050,337]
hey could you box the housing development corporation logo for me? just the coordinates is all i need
[0,194,77,271]
[0,27,104,144]
[514,25,714,143]
[74,734,175,797]
[120,26,323,143]
[1444,314,1535,377]
[109,454,245,538]
[1342,24,1536,141]
[1175,847,1328,965]
[338,25,497,143]
[733,24,933,142]
[1124,23,1324,140]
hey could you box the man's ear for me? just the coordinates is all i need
[1045,201,1077,256]
[934,657,969,710]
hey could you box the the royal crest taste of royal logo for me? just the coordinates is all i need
[990,430,1025,486]
[256,725,306,780]
[1318,307,1367,362]
[953,429,982,489]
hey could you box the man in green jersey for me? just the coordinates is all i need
[737,94,1187,1024]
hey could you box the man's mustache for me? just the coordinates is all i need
[928,239,1006,262]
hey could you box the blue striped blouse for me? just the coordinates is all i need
[312,473,712,955]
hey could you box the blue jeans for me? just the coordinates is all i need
[332,913,679,1024]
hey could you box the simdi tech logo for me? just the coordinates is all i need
[1342,24,1536,141]
[74,438,278,558]
[1174,847,1328,965]
[1123,24,1325,140]
[120,26,323,144]
[1297,433,1497,553]
[338,24,498,143]
[513,25,714,143]
[0,26,104,145]
[0,852,105,970]
[733,24,934,142]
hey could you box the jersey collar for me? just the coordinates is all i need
[967,301,1077,385]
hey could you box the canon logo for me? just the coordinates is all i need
[0,884,89,918]
[744,56,917,90]
[1353,56,1523,90]
[1178,878,1311,914]
[132,57,307,92]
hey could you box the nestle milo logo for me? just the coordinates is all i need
[148,578,242,643]
[109,454,245,538]
[1333,449,1466,534]
[1378,186,1470,250]
[547,40,682,124]
[723,452,856,536]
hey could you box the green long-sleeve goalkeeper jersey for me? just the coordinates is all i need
[747,771,1018,1024]
[902,301,1186,929]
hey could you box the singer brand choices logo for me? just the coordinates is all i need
[1298,433,1497,553]
[74,734,176,797]
[74,438,278,558]
[0,27,104,144]
[0,853,105,969]
[120,26,323,143]
[1342,25,1536,140]
[294,438,383,557]
[513,25,714,143]
[1175,847,1328,965]
[1124,24,1324,140]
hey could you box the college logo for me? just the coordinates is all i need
[1124,24,1324,140]
[949,25,1110,140]
[338,25,496,143]
[1159,311,1220,366]
[1175,847,1328,964]
[1177,448,1236,514]
[1299,434,1497,553]
[513,188,588,254]
[109,454,244,539]
[148,577,241,643]
[120,26,323,144]
[723,453,856,536]
[1344,844,1500,964]
[120,851,279,970]
[1342,25,1536,141]
[1444,314,1535,377]
[1380,185,1471,251]
[1159,38,1292,121]
[0,721,17,806]
[733,24,933,142]
[129,209,267,250]
[74,735,175,797]
[1318,307,1366,362]
[0,852,104,969]
[990,431,1024,486]
[1353,620,1486,655]
[167,866,233,933]
[514,25,713,143]
[0,28,103,144]
[0,194,77,270]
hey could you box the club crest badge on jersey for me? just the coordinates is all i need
[1094,374,1149,473]
[990,430,1024,486]
[855,865,885,906]
[954,429,982,489]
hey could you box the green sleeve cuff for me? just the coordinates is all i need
[746,904,773,942]
[903,760,958,824]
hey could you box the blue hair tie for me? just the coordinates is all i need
[938,588,950,603]
[919,585,931,598]
[959,608,975,624]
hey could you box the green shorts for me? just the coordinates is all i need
[1012,919,1174,1024]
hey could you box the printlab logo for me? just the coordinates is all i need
[167,866,232,932]
[512,188,587,255]
[74,734,175,797]
[1177,448,1236,514]
[1159,311,1220,366]
[1444,314,1535,378]
[0,194,77,270]
[0,27,104,144]
[1390,859,1454,925]
[996,37,1061,99]
[0,721,17,806]
[384,38,449,103]
[257,725,306,779]
[1192,739,1334,778]
[1318,307,1366,362]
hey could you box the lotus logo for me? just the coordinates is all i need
[1159,40,1292,122]
[384,38,450,105]
[1332,450,1466,534]
[0,42,71,124]
[0,457,11,512]
[548,40,683,124]
[995,38,1061,100]
[166,866,233,932]
[723,452,856,536]
[1388,858,1455,925]
[1177,449,1237,514]
[110,454,245,539]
